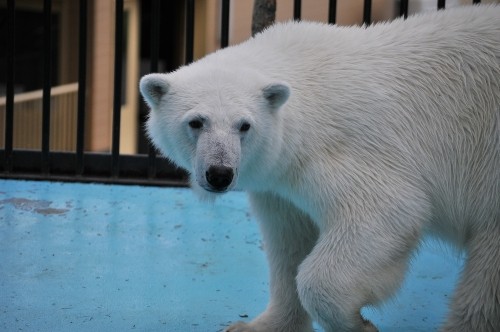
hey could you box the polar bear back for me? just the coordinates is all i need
[224,6,498,236]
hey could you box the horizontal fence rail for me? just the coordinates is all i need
[0,0,483,186]
[0,84,79,151]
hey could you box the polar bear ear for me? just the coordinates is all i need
[262,83,290,110]
[139,73,170,109]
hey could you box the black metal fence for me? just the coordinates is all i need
[0,0,483,186]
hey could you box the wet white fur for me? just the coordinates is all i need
[140,6,500,332]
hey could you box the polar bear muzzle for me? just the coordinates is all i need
[205,165,234,192]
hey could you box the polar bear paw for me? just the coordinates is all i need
[224,320,314,332]
[362,318,379,332]
[223,321,257,332]
[224,320,378,332]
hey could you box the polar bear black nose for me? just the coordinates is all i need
[206,166,234,191]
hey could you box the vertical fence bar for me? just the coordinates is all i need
[472,0,481,3]
[148,0,161,179]
[363,0,372,25]
[41,0,52,175]
[293,0,301,21]
[185,0,195,64]
[438,0,446,10]
[400,0,409,18]
[111,0,124,178]
[220,0,230,48]
[76,0,88,176]
[328,0,337,24]
[150,0,160,73]
[4,0,15,173]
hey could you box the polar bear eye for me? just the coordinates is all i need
[239,122,251,132]
[188,119,203,129]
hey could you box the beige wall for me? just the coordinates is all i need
[58,0,79,85]
[87,0,139,153]
[120,0,140,154]
[87,0,114,152]
[230,0,396,45]
[194,0,499,59]
[194,0,398,59]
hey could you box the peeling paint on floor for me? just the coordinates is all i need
[0,197,70,215]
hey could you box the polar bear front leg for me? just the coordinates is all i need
[225,192,319,332]
[296,194,425,332]
[442,229,500,332]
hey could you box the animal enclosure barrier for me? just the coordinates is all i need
[0,0,485,185]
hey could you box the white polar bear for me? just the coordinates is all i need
[140,6,500,332]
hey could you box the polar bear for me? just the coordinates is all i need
[140,6,500,332]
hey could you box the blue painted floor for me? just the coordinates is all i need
[0,179,463,332]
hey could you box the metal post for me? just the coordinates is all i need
[4,0,15,173]
[111,0,124,178]
[221,0,230,48]
[185,0,195,64]
[41,0,52,175]
[76,0,88,176]
[328,0,337,24]
[148,0,161,179]
[363,0,372,25]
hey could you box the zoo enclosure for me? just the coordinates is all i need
[0,0,485,186]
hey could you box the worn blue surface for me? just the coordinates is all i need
[0,179,463,332]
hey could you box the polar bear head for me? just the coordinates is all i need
[140,66,290,199]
